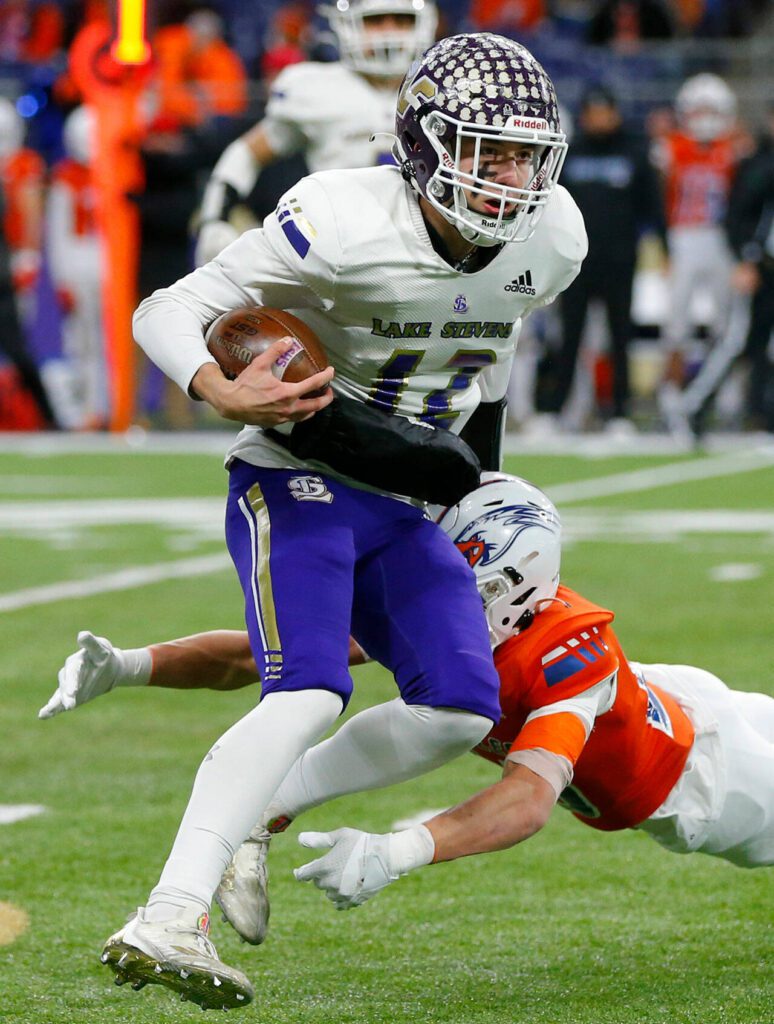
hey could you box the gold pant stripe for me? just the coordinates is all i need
[246,483,281,653]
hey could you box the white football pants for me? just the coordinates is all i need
[634,663,774,867]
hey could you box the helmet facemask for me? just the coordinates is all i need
[322,0,438,79]
[394,33,567,246]
[419,112,566,245]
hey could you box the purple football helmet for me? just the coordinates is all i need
[394,33,567,245]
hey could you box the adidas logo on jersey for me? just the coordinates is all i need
[504,270,536,296]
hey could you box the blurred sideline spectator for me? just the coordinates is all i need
[653,72,740,437]
[587,0,674,46]
[260,4,310,82]
[151,4,247,129]
[0,0,64,64]
[536,84,665,435]
[467,0,546,33]
[46,104,108,429]
[724,106,774,433]
[0,96,57,427]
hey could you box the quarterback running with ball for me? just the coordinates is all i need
[54,34,587,1010]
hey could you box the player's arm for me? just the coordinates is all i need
[39,631,369,718]
[294,676,615,908]
[424,760,556,859]
[292,761,558,910]
[133,181,341,426]
[195,124,277,266]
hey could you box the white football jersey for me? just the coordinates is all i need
[134,165,587,491]
[260,62,397,171]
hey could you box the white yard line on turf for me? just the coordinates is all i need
[1,449,773,614]
[0,497,224,529]
[0,553,232,613]
[548,449,774,504]
[0,805,45,825]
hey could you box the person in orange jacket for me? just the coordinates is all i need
[151,4,247,130]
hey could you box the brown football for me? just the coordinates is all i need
[205,306,329,396]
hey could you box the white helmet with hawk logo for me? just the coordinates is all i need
[437,472,561,647]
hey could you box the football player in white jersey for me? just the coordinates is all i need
[195,0,438,265]
[87,33,586,1009]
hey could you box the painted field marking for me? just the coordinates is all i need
[1,451,772,613]
[548,450,774,505]
[0,804,45,825]
[0,553,231,613]
[708,563,764,582]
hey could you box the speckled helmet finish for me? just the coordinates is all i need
[320,0,438,78]
[394,33,567,245]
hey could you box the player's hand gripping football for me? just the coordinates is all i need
[192,338,334,427]
[294,828,399,909]
[39,631,127,719]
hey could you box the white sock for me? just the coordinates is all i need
[145,688,342,921]
[262,699,490,827]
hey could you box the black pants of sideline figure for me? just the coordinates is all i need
[0,247,57,428]
[547,258,635,420]
[746,266,774,431]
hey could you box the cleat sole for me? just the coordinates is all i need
[100,939,253,1010]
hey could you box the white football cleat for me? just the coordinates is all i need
[215,827,271,945]
[100,906,254,1010]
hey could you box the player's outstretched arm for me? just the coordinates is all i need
[39,629,262,719]
[41,629,369,717]
[294,763,557,909]
[39,631,152,719]
[195,124,277,266]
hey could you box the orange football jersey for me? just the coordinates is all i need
[1,148,45,249]
[476,585,695,831]
[662,132,736,228]
[51,158,98,238]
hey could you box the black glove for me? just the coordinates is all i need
[268,396,480,505]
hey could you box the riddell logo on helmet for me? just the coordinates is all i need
[506,116,550,131]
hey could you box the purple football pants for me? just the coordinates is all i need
[225,460,500,722]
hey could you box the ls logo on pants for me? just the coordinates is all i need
[287,475,334,503]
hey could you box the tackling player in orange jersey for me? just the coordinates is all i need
[292,474,774,909]
[476,583,696,834]
[44,474,774,936]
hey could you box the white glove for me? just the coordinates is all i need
[294,825,435,910]
[38,631,150,720]
[195,220,240,266]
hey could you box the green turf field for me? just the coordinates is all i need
[1,440,773,1024]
